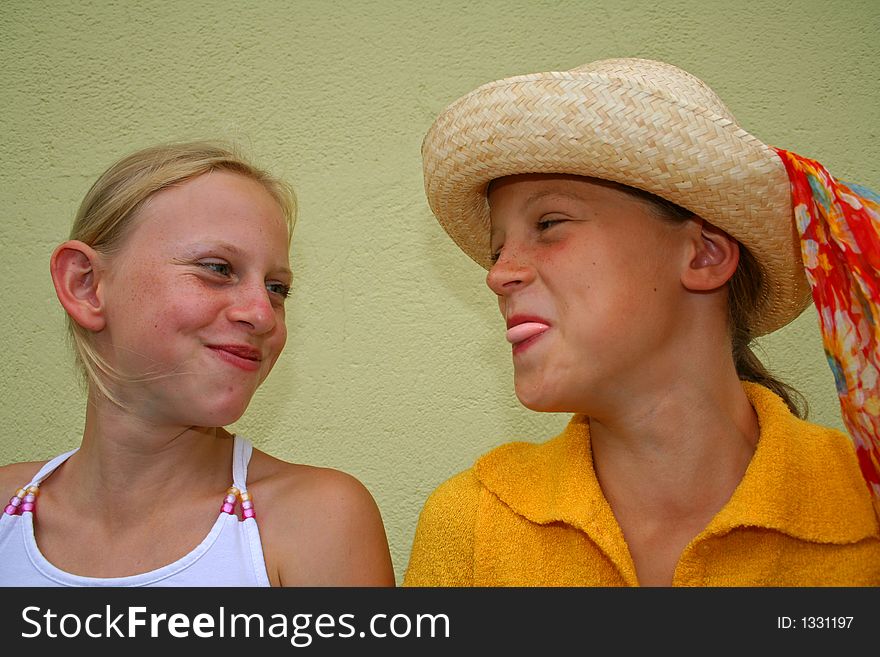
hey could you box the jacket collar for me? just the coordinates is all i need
[474,383,879,546]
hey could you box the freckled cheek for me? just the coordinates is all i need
[536,240,569,266]
[118,279,158,311]
[548,251,591,313]
[145,299,212,330]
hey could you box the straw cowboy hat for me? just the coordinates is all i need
[421,57,813,336]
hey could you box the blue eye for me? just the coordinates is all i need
[200,261,232,276]
[267,282,291,299]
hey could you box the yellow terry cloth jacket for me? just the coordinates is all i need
[404,384,880,586]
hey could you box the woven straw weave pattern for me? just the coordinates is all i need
[422,58,813,336]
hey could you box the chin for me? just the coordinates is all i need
[190,398,252,428]
[514,384,566,413]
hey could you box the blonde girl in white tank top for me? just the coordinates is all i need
[0,141,394,587]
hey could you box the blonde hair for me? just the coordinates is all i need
[65,140,297,405]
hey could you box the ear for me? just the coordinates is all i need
[680,220,740,292]
[50,240,107,331]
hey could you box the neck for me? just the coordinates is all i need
[587,338,759,522]
[52,389,235,519]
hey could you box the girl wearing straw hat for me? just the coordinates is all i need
[0,141,395,586]
[404,58,880,586]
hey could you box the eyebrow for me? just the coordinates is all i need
[523,189,589,208]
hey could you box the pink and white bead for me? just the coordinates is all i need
[4,485,38,516]
[219,485,255,519]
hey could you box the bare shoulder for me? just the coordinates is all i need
[0,460,48,499]
[248,450,379,513]
[247,450,395,587]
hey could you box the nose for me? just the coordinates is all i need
[228,281,277,334]
[485,246,535,296]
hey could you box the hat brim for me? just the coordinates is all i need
[422,68,812,336]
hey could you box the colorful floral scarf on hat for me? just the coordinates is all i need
[775,148,880,519]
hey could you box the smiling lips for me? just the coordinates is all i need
[208,344,262,371]
[505,318,551,350]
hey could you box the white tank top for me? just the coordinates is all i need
[0,435,270,586]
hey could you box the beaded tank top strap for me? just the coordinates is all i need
[219,436,256,520]
[3,447,78,516]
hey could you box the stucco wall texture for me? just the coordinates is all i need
[2,0,878,584]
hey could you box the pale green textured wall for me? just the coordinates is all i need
[2,0,877,583]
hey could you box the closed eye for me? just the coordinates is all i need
[537,218,566,231]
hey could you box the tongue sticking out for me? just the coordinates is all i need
[506,322,550,344]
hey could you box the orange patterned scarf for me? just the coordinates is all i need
[775,148,880,518]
